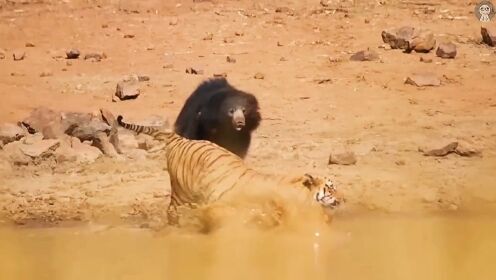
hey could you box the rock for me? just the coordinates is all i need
[382,26,435,53]
[419,141,458,157]
[350,49,379,61]
[55,137,102,163]
[0,48,5,59]
[84,52,106,62]
[138,75,150,82]
[136,134,160,150]
[254,72,265,79]
[382,26,415,50]
[203,33,213,40]
[19,138,60,158]
[39,71,53,77]
[419,56,432,63]
[185,67,203,75]
[13,50,25,61]
[328,151,357,165]
[405,73,441,87]
[169,17,178,26]
[114,79,140,101]
[25,42,35,47]
[118,133,139,150]
[123,34,135,39]
[66,49,80,59]
[213,73,227,78]
[407,29,436,53]
[0,123,25,145]
[455,141,482,157]
[436,42,457,59]
[481,26,496,47]
[226,56,236,63]
[125,148,148,160]
[2,142,31,165]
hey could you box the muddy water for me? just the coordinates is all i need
[1,213,495,280]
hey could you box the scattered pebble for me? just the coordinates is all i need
[328,151,357,165]
[39,71,53,78]
[185,67,204,75]
[203,33,213,40]
[84,52,106,62]
[419,141,458,157]
[123,34,135,39]
[405,73,441,87]
[213,73,227,78]
[13,50,25,61]
[66,49,80,59]
[436,42,457,59]
[114,78,140,101]
[169,17,178,26]
[0,48,5,59]
[254,72,265,79]
[25,42,35,47]
[350,49,379,61]
[481,26,495,47]
[226,56,236,63]
[419,56,432,63]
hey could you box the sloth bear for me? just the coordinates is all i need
[174,78,261,159]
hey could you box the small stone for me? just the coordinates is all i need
[407,29,436,53]
[19,139,60,158]
[213,73,227,78]
[138,75,150,82]
[114,79,140,101]
[66,49,80,59]
[84,52,106,62]
[328,151,357,165]
[395,159,406,166]
[169,17,178,26]
[163,64,174,69]
[118,133,139,150]
[185,67,203,75]
[226,56,236,63]
[350,49,379,61]
[254,72,265,79]
[405,73,441,87]
[25,42,35,47]
[419,141,458,157]
[223,38,235,43]
[0,48,5,59]
[0,123,25,145]
[123,34,135,39]
[203,33,213,40]
[436,42,457,59]
[481,26,496,47]
[13,50,25,61]
[382,26,415,50]
[102,24,109,28]
[39,71,53,77]
[419,56,432,63]
[455,141,482,157]
[125,148,148,160]
[234,31,244,36]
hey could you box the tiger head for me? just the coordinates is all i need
[301,173,344,209]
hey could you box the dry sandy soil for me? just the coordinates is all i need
[0,0,495,228]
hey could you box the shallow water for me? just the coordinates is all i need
[1,213,495,280]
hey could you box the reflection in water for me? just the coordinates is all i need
[1,213,495,280]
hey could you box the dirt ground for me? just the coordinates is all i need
[0,0,495,228]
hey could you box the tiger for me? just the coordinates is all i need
[116,115,342,230]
